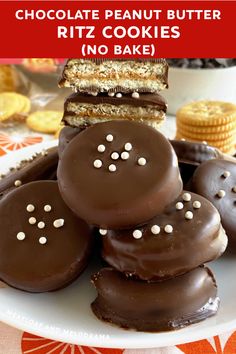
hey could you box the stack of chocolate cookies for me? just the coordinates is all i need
[0,59,229,333]
[59,59,168,130]
[57,118,227,331]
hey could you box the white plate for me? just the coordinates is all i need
[0,141,235,349]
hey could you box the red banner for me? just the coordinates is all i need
[0,1,235,58]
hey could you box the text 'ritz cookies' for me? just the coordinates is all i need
[0,58,231,332]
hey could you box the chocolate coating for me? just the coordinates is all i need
[91,267,219,332]
[102,192,227,280]
[64,92,167,111]
[170,140,224,186]
[0,147,58,199]
[58,126,83,158]
[0,181,92,292]
[191,159,236,243]
[58,121,182,229]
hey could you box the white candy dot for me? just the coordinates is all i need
[17,232,25,241]
[133,230,142,239]
[180,138,186,141]
[121,151,129,160]
[38,221,45,229]
[14,180,22,187]
[185,211,193,220]
[116,93,122,98]
[138,157,146,166]
[106,134,113,142]
[39,236,47,245]
[108,164,116,172]
[217,190,226,198]
[232,186,236,193]
[202,141,207,145]
[99,229,107,236]
[53,219,64,228]
[26,204,35,212]
[108,92,115,97]
[91,92,98,96]
[93,159,102,169]
[97,144,105,153]
[111,152,119,160]
[29,217,36,225]
[193,201,201,209]
[132,92,140,99]
[124,143,132,151]
[164,225,173,233]
[183,193,191,202]
[222,171,231,178]
[176,202,184,210]
[44,205,52,212]
[151,225,160,235]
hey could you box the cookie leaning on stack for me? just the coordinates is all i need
[176,101,236,154]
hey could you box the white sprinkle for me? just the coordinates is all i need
[91,92,98,96]
[38,221,45,229]
[193,201,201,209]
[185,211,193,220]
[97,144,106,153]
[108,164,116,172]
[183,193,191,202]
[176,202,184,210]
[39,237,47,245]
[93,159,102,169]
[151,225,160,235]
[106,134,114,142]
[116,93,122,98]
[217,190,226,198]
[99,229,107,236]
[16,232,25,241]
[121,151,129,160]
[44,205,52,212]
[164,225,173,233]
[53,219,65,228]
[180,138,186,141]
[222,171,231,178]
[202,141,207,145]
[111,152,119,160]
[132,92,140,99]
[14,180,22,187]
[133,230,142,239]
[41,150,48,156]
[124,143,132,151]
[26,204,35,212]
[108,92,115,97]
[29,217,36,225]
[138,157,146,166]
[232,186,236,193]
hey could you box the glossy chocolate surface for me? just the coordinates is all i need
[0,147,58,198]
[192,159,236,243]
[0,181,92,292]
[58,120,182,229]
[91,267,218,332]
[102,192,227,280]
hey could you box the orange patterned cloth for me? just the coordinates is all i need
[0,132,235,354]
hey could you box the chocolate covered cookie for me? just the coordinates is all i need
[63,92,167,129]
[59,59,168,93]
[0,181,92,292]
[0,147,58,198]
[58,120,182,229]
[58,126,83,158]
[170,140,224,185]
[102,192,227,280]
[91,267,219,332]
[191,159,236,243]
